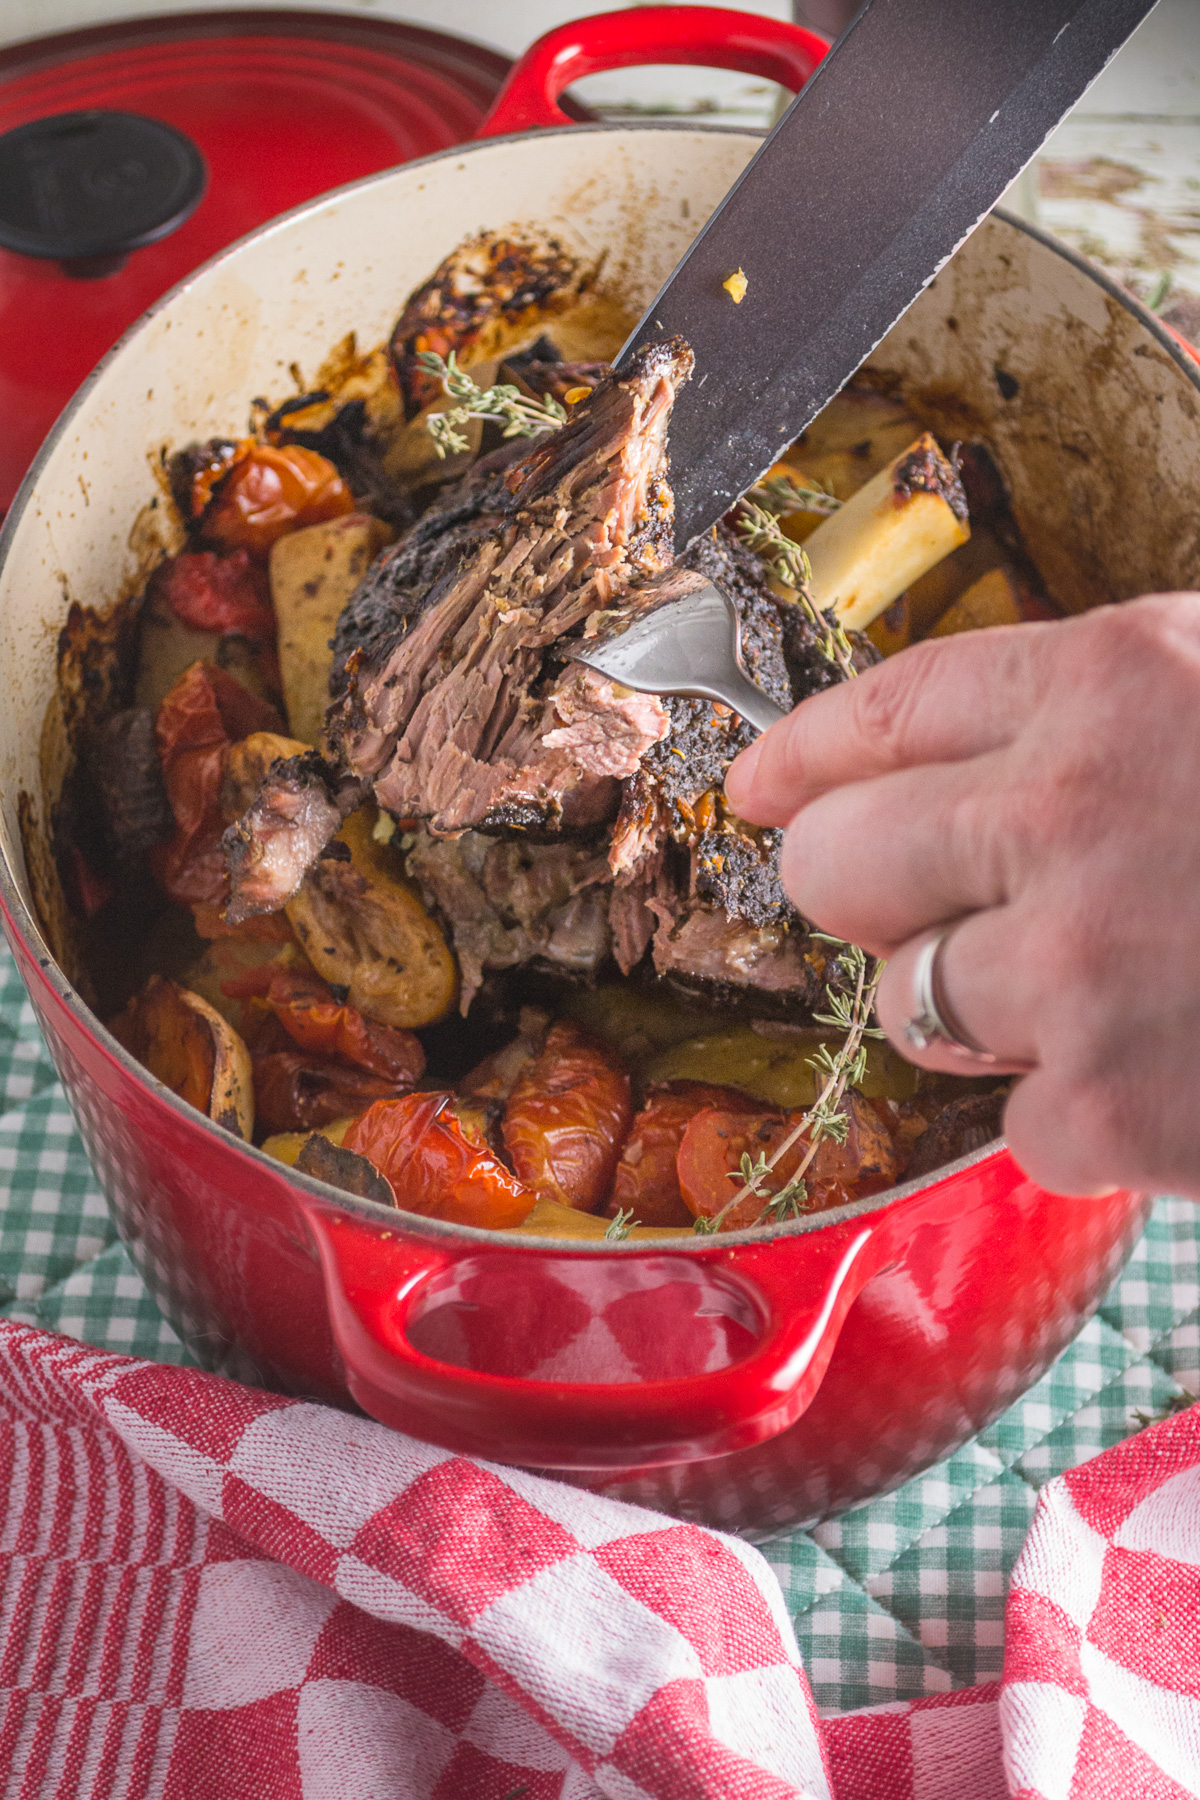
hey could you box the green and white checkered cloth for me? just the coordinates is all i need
[1,938,1194,1715]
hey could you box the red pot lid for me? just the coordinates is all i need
[0,9,513,514]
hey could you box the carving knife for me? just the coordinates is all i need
[613,0,1160,552]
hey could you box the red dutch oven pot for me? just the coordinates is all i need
[0,8,519,516]
[0,7,1193,1537]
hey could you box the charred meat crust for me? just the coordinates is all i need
[606,525,875,929]
[893,438,969,524]
[326,341,691,839]
[690,827,792,928]
[389,231,590,420]
[906,1090,1007,1177]
[223,751,361,923]
[329,438,530,702]
[503,357,609,410]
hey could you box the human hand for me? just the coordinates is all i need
[725,594,1200,1200]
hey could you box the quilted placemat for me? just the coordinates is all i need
[0,939,1194,1717]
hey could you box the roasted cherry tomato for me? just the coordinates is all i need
[203,444,353,556]
[501,1020,632,1212]
[150,662,281,907]
[253,1053,411,1136]
[607,1081,759,1228]
[257,967,424,1084]
[345,1093,534,1229]
[678,1091,900,1231]
[152,548,275,640]
[192,903,295,943]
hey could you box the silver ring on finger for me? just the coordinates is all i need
[903,923,999,1064]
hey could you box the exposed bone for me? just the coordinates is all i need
[805,433,970,631]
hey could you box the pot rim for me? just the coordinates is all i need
[0,120,1187,1255]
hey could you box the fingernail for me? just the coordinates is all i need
[725,737,762,806]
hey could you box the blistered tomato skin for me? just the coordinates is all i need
[501,1021,633,1212]
[345,1093,534,1229]
[609,1082,759,1228]
[203,445,354,556]
[253,1055,416,1137]
[260,967,425,1084]
[678,1092,901,1231]
[153,549,276,640]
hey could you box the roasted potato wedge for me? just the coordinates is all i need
[502,1195,692,1240]
[261,1114,357,1166]
[929,567,1023,638]
[384,229,595,483]
[561,983,714,1064]
[110,974,254,1139]
[643,1025,919,1110]
[269,514,391,745]
[286,806,457,1029]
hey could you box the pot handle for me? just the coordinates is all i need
[474,5,828,140]
[302,1203,880,1469]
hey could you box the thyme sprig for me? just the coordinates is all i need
[605,1207,637,1242]
[750,470,842,519]
[736,498,857,679]
[693,941,884,1235]
[417,350,566,458]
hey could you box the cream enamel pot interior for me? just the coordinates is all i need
[0,121,1196,1535]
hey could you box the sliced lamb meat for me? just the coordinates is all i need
[540,666,669,780]
[406,828,613,1010]
[608,861,664,976]
[326,340,689,834]
[650,903,825,1007]
[328,437,531,698]
[223,752,361,924]
[223,332,882,1010]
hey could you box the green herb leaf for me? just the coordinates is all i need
[751,471,842,519]
[734,499,856,677]
[418,350,567,458]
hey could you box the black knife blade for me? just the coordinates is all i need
[614,0,1159,551]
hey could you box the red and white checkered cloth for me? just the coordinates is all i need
[1,1320,1198,1800]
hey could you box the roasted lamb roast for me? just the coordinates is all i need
[224,337,877,1011]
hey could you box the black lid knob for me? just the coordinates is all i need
[0,110,207,278]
